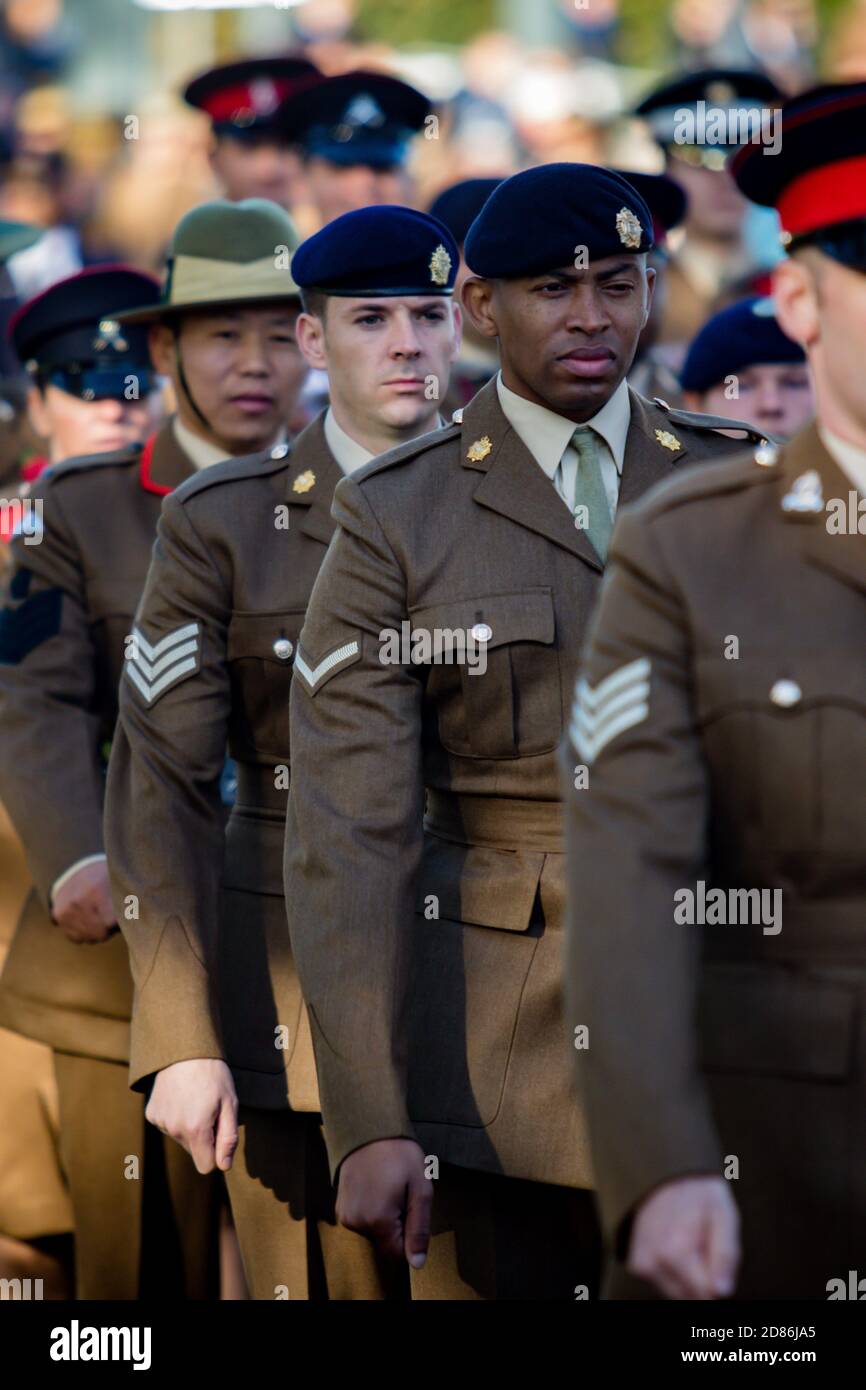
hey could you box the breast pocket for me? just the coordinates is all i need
[412,588,560,759]
[226,609,305,759]
[696,655,866,864]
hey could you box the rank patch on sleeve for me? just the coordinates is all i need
[125,621,201,706]
[293,636,361,695]
[570,657,651,764]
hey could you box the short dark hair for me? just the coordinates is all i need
[299,288,328,320]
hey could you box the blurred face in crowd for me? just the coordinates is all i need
[149,303,306,454]
[304,157,412,224]
[210,133,303,209]
[773,247,866,446]
[27,384,154,464]
[667,157,747,241]
[685,361,814,439]
[297,294,461,440]
[462,254,654,422]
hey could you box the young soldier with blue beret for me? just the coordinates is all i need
[104,205,461,1299]
[283,162,765,1299]
[563,82,866,1299]
[0,200,307,1298]
[681,294,814,440]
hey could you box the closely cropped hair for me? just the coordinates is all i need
[299,288,328,320]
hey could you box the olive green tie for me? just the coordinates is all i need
[570,426,613,562]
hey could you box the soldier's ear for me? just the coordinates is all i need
[460,276,498,339]
[295,311,328,371]
[772,256,817,353]
[148,323,176,377]
[25,382,49,441]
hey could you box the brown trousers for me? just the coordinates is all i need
[410,1163,602,1301]
[225,1105,409,1301]
[53,1053,219,1300]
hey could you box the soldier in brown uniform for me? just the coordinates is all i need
[283,164,765,1300]
[563,84,866,1300]
[0,200,307,1298]
[104,206,462,1300]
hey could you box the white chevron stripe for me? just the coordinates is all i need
[577,656,650,711]
[571,658,652,763]
[294,640,359,692]
[131,622,199,665]
[130,638,199,683]
[126,654,198,706]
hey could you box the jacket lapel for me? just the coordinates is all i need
[617,390,685,508]
[785,423,866,598]
[284,411,343,546]
[463,378,604,572]
[146,419,198,492]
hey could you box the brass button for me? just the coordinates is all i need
[470,622,492,643]
[754,440,779,468]
[273,637,293,660]
[770,678,801,707]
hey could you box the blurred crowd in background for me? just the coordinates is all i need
[0,0,861,482]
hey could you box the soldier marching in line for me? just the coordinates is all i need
[104,206,462,1300]
[0,198,307,1298]
[283,163,766,1299]
[563,82,866,1300]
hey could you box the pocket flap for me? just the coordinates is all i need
[696,655,866,722]
[408,588,554,655]
[227,610,305,662]
[699,964,856,1080]
[416,832,544,932]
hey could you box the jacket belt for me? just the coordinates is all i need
[233,762,289,816]
[424,789,564,854]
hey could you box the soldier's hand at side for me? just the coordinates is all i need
[51,859,117,944]
[146,1058,239,1175]
[627,1175,740,1300]
[336,1139,432,1267]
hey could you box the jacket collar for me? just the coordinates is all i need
[782,421,866,598]
[460,378,683,571]
[284,410,344,545]
[140,418,198,495]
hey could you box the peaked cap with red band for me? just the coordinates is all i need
[730,82,866,270]
[183,56,321,137]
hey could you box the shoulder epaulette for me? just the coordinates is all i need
[652,396,768,444]
[353,421,461,483]
[42,443,141,482]
[637,439,783,517]
[171,445,289,504]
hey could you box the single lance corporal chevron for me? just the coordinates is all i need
[571,656,651,764]
[125,621,201,706]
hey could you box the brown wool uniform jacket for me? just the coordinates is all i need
[283,377,764,1189]
[562,423,866,1297]
[105,414,343,1108]
[0,421,200,1061]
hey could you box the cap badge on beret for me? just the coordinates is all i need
[616,207,643,250]
[655,428,681,451]
[93,319,128,352]
[293,469,316,494]
[429,243,452,286]
[467,436,492,462]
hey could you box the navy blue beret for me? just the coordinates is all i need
[427,178,502,246]
[9,265,160,371]
[680,296,805,393]
[292,205,459,297]
[463,163,654,278]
